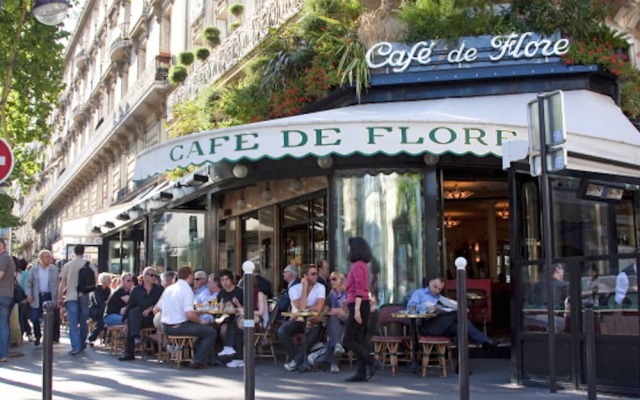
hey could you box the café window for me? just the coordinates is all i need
[334,171,424,305]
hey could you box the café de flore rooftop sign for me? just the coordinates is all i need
[133,33,569,181]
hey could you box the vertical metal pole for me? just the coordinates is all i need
[584,301,597,400]
[455,257,469,400]
[242,261,255,400]
[538,95,557,393]
[42,301,54,400]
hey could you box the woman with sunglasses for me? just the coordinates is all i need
[343,236,379,382]
[318,271,347,373]
[86,273,133,345]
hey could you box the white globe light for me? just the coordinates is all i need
[232,164,248,178]
[242,260,255,274]
[454,257,468,270]
[32,0,70,26]
[317,156,334,169]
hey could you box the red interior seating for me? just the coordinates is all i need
[446,278,492,334]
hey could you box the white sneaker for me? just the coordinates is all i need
[226,359,244,368]
[333,343,345,357]
[330,363,340,374]
[284,360,298,371]
[217,346,237,357]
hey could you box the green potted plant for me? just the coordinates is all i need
[196,47,211,61]
[179,51,195,66]
[203,26,221,48]
[169,65,188,84]
[229,3,244,17]
[230,22,241,31]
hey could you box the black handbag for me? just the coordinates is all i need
[13,281,27,304]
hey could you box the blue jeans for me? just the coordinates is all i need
[0,295,12,359]
[103,313,124,326]
[65,295,90,352]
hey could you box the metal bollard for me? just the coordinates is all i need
[42,300,55,400]
[584,300,597,400]
[242,261,255,400]
[455,257,469,400]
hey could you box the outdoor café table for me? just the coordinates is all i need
[281,310,322,372]
[391,311,437,374]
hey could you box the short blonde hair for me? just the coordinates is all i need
[330,271,346,292]
[98,272,111,286]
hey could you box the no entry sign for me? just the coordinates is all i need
[0,138,14,183]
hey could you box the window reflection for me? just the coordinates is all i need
[521,263,570,333]
[152,212,205,272]
[334,172,424,305]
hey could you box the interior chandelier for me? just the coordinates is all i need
[496,207,510,220]
[444,185,474,200]
[444,216,461,228]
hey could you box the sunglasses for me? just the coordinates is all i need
[146,273,158,278]
[194,277,205,281]
[308,272,317,276]
[123,279,132,282]
[330,277,339,281]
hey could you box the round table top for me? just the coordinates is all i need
[196,308,238,315]
[282,310,321,318]
[391,312,437,319]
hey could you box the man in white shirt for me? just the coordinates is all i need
[26,250,61,346]
[154,266,218,368]
[615,250,638,306]
[277,264,326,371]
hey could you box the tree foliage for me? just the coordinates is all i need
[0,0,66,187]
[0,0,67,226]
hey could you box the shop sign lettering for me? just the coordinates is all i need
[167,125,521,162]
[366,32,570,73]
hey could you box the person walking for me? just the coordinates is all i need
[58,244,97,355]
[0,238,16,362]
[342,236,379,382]
[26,250,61,346]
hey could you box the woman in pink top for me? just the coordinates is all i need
[342,236,379,382]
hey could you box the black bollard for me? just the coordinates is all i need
[584,300,597,400]
[455,257,469,400]
[42,300,55,400]
[242,261,255,400]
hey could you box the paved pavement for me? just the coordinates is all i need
[0,335,630,400]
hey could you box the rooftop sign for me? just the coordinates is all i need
[365,32,570,73]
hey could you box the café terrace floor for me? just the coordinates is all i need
[0,332,630,400]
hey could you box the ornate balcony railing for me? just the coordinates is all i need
[167,0,303,117]
[40,60,170,213]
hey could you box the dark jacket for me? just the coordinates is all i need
[89,285,111,321]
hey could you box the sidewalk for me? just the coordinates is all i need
[0,336,629,400]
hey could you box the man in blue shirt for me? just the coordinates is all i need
[407,275,497,349]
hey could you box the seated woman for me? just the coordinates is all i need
[86,273,111,345]
[317,271,347,373]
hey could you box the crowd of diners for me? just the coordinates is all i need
[2,238,498,381]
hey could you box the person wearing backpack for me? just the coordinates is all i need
[58,244,97,355]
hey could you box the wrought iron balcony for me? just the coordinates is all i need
[109,23,131,62]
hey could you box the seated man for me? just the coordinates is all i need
[155,266,218,369]
[277,264,326,371]
[119,267,164,361]
[195,274,220,324]
[408,275,497,350]
[160,271,177,288]
[216,269,244,362]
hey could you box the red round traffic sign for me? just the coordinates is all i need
[0,138,14,183]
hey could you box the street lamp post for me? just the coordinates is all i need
[242,260,256,400]
[32,0,70,26]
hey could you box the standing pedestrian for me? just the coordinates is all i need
[58,244,97,355]
[0,238,16,362]
[25,250,61,346]
[342,236,379,382]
